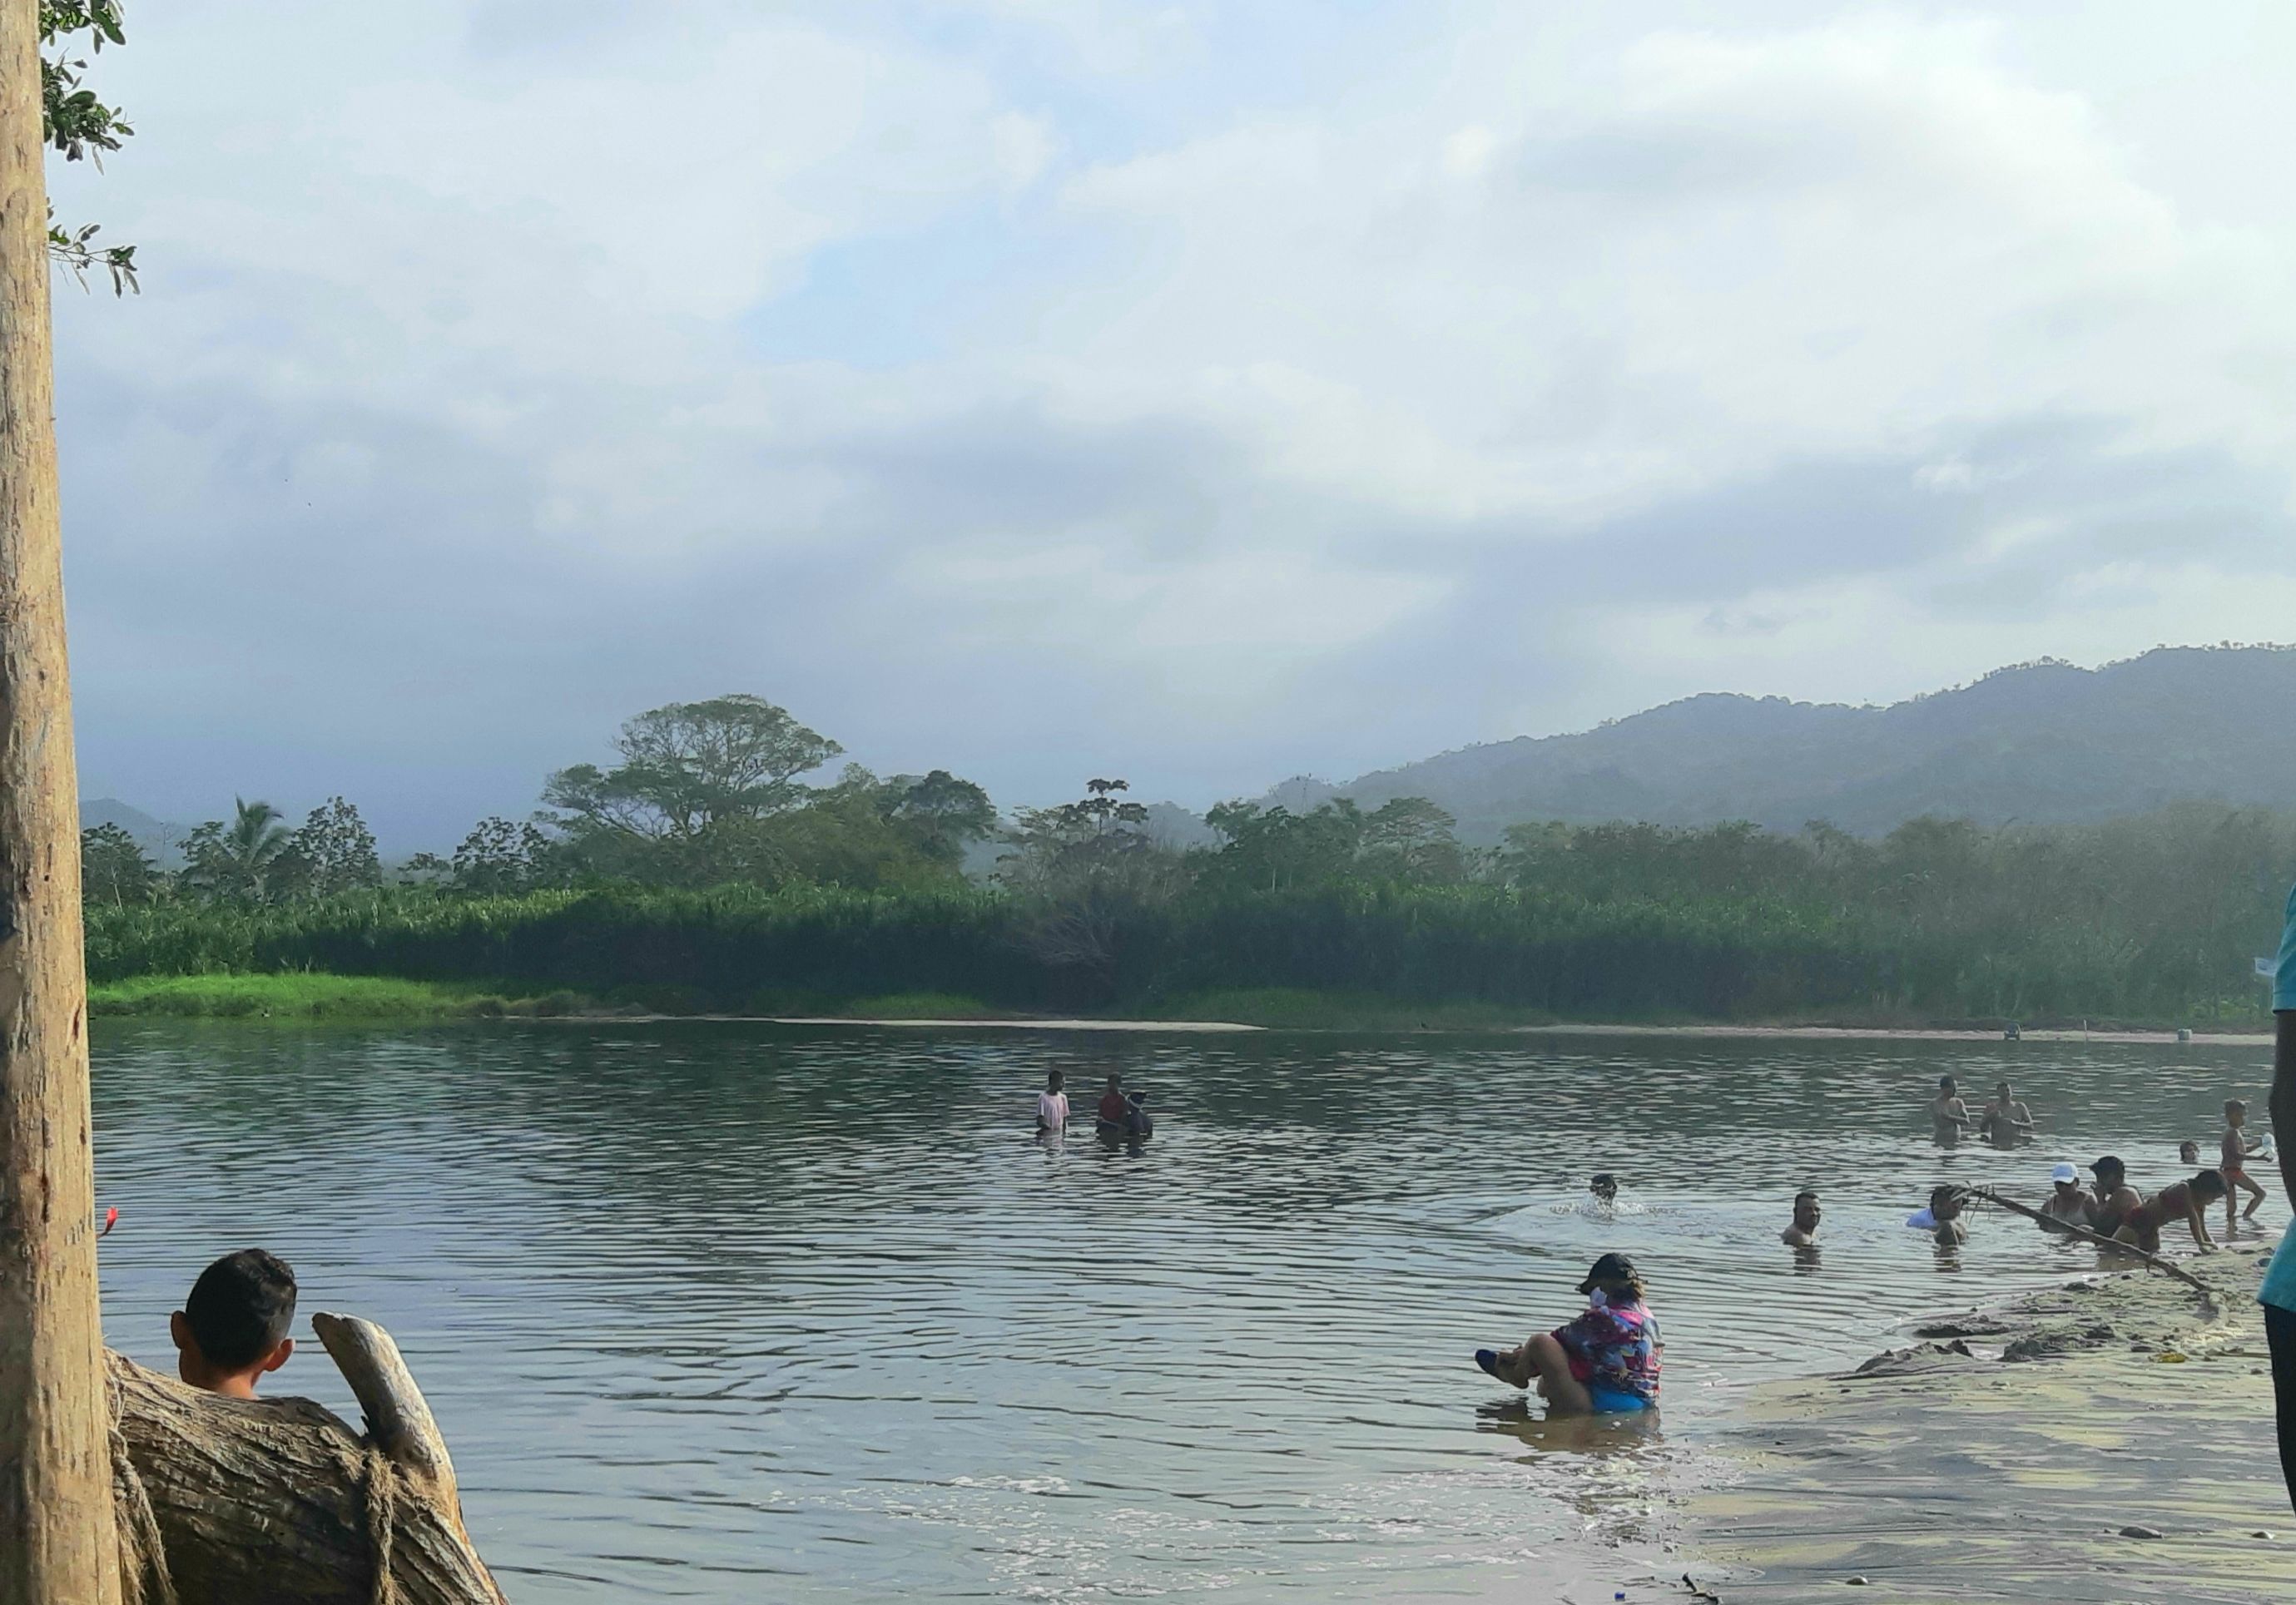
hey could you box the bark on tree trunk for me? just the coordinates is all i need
[0,0,117,1599]
[109,1314,508,1605]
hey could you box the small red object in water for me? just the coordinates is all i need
[100,1207,118,1237]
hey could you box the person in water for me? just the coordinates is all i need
[1124,1090,1153,1140]
[1589,1173,1619,1206]
[1782,1191,1822,1246]
[1036,1069,1069,1135]
[1475,1251,1661,1415]
[172,1248,297,1399]
[1925,1185,1969,1246]
[2115,1168,2227,1254]
[2040,1163,2093,1229]
[1979,1079,2035,1148]
[1096,1073,1127,1130]
[2089,1156,2143,1238]
[2222,1099,2268,1226]
[2179,1139,2202,1167]
[1932,1076,1972,1144]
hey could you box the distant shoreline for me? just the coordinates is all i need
[86,972,2275,1042]
[1511,1021,2273,1047]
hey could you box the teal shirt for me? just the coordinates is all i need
[2260,884,2296,1312]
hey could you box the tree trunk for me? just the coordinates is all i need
[109,1313,508,1605]
[0,0,115,1598]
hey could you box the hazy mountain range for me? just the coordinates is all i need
[82,645,2296,859]
[1253,645,2296,841]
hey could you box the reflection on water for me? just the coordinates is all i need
[87,1022,2269,1602]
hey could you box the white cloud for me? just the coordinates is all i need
[46,2,2296,842]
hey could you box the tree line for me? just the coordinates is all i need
[79,691,2296,1025]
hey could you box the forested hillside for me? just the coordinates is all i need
[1277,645,2296,840]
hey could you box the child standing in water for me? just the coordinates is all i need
[1475,1252,1662,1414]
[1036,1069,1069,1135]
[2222,1099,2268,1227]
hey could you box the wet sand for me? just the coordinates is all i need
[1689,1240,2296,1603]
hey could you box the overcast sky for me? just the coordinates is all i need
[49,1,2296,849]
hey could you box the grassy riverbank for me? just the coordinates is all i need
[84,972,1026,1023]
[1690,1241,2294,1602]
[87,973,514,1019]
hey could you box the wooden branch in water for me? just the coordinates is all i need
[107,1315,506,1605]
[1961,1185,2215,1300]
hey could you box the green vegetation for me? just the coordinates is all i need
[82,691,2296,1029]
[88,973,511,1020]
[43,2,140,290]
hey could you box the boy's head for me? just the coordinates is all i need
[1589,1172,1619,1202]
[1047,1069,1064,1092]
[2190,1169,2230,1202]
[2091,1155,2126,1189]
[171,1248,296,1399]
[2227,1098,2248,1126]
[1791,1191,1822,1231]
[1937,1076,1956,1096]
[1929,1184,1963,1220]
[2179,1139,2200,1165]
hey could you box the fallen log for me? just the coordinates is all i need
[107,1311,507,1605]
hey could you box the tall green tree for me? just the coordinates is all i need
[544,694,842,846]
[181,798,293,902]
[440,815,556,896]
[77,820,151,906]
[280,795,382,897]
[998,779,1183,991]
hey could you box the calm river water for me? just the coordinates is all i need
[89,1023,2271,1601]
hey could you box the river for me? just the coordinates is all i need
[87,1021,2270,1601]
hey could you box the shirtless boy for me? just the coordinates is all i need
[2223,1099,2268,1227]
[1932,1077,1972,1145]
[2089,1156,2143,1239]
[1979,1080,2035,1148]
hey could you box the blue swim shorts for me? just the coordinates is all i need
[1587,1386,1652,1414]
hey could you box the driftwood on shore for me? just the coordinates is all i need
[108,1312,506,1605]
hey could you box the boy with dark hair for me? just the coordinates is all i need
[171,1249,297,1399]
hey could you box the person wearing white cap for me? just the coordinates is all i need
[2040,1162,2092,1228]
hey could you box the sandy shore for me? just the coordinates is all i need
[1687,1239,2296,1602]
[1516,1022,2274,1046]
[600,1014,2264,1042]
[751,1015,1263,1033]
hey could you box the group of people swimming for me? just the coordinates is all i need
[1461,1074,2278,1421]
[1034,1069,1153,1142]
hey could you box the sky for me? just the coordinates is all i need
[48,0,2296,850]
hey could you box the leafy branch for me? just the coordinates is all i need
[42,1,136,294]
